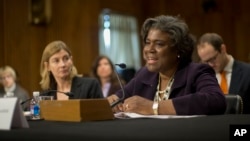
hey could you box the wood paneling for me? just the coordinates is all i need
[1,0,250,95]
[0,0,4,66]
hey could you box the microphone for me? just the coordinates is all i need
[20,90,74,105]
[115,63,126,69]
[20,98,33,105]
[110,63,126,108]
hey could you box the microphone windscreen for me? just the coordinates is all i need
[116,63,126,69]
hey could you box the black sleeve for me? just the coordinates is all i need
[88,78,104,98]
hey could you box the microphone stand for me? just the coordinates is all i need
[110,63,126,108]
[20,90,74,105]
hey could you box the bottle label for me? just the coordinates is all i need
[33,104,40,116]
[30,97,40,119]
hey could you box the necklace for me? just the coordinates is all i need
[154,73,175,102]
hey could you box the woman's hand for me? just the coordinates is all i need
[107,94,123,112]
[123,95,154,115]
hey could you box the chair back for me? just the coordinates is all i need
[224,95,243,114]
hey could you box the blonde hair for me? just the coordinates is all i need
[0,65,17,80]
[40,40,78,90]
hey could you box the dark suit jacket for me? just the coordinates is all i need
[0,84,29,110]
[229,60,250,114]
[116,62,226,115]
[49,77,103,99]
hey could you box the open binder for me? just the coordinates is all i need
[39,99,114,122]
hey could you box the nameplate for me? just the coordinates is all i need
[40,99,114,122]
[0,97,29,130]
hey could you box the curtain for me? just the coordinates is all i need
[99,13,141,70]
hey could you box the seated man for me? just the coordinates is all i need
[197,33,250,114]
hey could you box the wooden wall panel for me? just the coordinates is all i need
[0,0,4,66]
[234,0,250,62]
[45,0,101,76]
[2,0,33,94]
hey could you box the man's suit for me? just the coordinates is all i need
[229,60,250,114]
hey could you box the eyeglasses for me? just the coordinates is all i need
[203,52,219,64]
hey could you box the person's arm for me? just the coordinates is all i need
[121,95,176,115]
[172,64,226,115]
[15,84,30,111]
[107,74,139,112]
[158,100,176,115]
[107,94,123,112]
[122,64,225,115]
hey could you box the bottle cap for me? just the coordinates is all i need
[33,91,40,97]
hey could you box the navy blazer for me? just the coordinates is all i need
[116,62,226,115]
[48,77,103,99]
[229,60,250,114]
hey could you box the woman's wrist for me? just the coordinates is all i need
[152,101,159,115]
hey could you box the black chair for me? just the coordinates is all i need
[224,95,243,114]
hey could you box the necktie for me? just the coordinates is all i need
[220,71,228,94]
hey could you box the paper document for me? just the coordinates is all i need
[114,112,205,119]
[0,97,29,130]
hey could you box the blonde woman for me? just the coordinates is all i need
[40,40,103,100]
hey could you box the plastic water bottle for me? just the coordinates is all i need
[30,91,40,119]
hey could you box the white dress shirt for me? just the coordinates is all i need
[216,55,234,89]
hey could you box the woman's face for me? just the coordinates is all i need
[0,72,15,88]
[46,49,73,80]
[97,58,113,79]
[143,29,178,73]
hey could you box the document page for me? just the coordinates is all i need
[114,112,206,119]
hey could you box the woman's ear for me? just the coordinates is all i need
[44,62,49,71]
